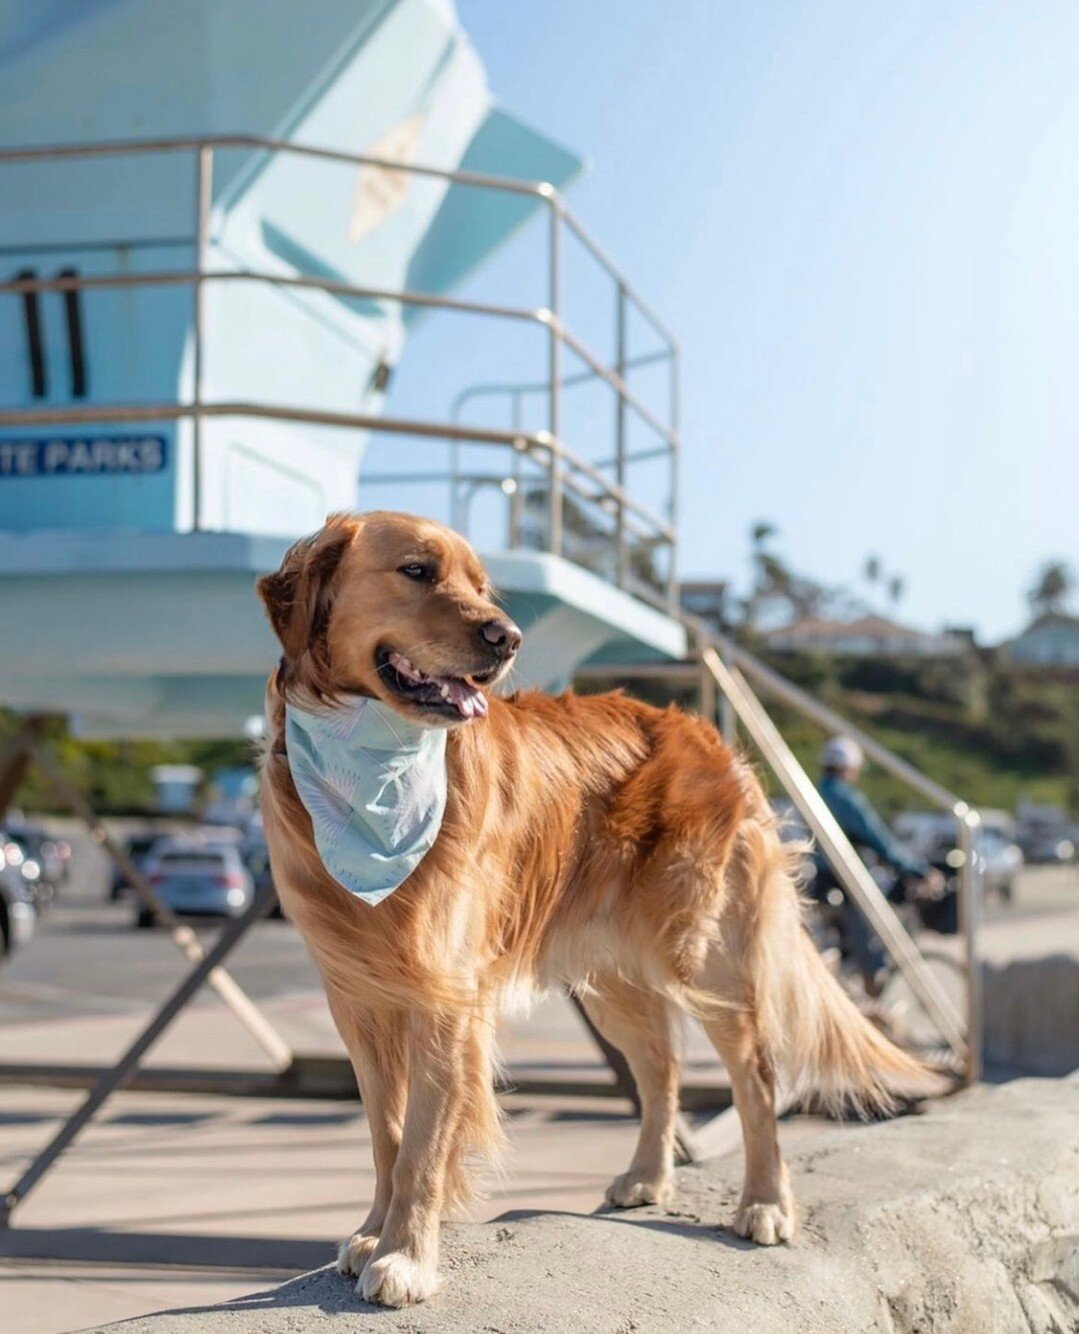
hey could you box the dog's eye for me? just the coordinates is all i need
[398,563,433,582]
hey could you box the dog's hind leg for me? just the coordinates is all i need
[328,1000,409,1277]
[701,1005,794,1244]
[579,977,680,1207]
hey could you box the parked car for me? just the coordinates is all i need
[1017,804,1078,864]
[893,811,955,861]
[110,830,168,899]
[1,827,51,910]
[239,814,284,918]
[1018,825,1077,865]
[0,853,36,958]
[926,826,1024,903]
[4,815,72,892]
[135,840,254,927]
[977,827,1025,901]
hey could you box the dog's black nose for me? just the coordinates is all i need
[479,619,522,658]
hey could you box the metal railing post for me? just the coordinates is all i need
[191,143,213,533]
[449,441,462,531]
[697,642,717,725]
[508,392,524,548]
[615,283,629,586]
[957,806,983,1083]
[668,343,681,611]
[700,648,967,1056]
[546,190,563,556]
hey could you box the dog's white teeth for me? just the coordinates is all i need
[390,653,426,684]
[439,684,451,700]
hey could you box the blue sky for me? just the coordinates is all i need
[386,0,1078,641]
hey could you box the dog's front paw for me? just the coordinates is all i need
[359,1250,440,1306]
[336,1230,379,1276]
[605,1167,673,1208]
[732,1199,795,1245]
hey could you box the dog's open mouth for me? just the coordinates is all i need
[376,648,494,721]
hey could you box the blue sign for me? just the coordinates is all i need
[0,435,167,478]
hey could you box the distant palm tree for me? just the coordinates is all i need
[1028,560,1073,618]
[860,554,885,614]
[888,574,905,610]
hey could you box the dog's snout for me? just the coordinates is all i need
[479,618,522,658]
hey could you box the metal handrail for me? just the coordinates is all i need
[0,133,679,604]
[450,347,673,420]
[0,133,552,198]
[700,649,969,1055]
[553,319,678,448]
[555,197,681,350]
[0,269,547,327]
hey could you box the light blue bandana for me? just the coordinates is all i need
[285,695,447,905]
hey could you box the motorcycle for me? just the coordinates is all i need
[807,846,960,983]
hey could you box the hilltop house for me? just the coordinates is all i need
[763,614,964,659]
[1007,614,1079,668]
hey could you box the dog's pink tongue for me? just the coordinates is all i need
[445,680,489,719]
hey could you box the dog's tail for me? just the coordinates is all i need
[751,834,944,1115]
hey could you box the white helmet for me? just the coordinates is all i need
[820,735,864,772]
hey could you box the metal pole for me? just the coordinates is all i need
[719,697,737,748]
[508,392,524,548]
[668,344,681,612]
[546,195,563,557]
[1,885,279,1225]
[957,808,983,1083]
[0,718,48,820]
[191,144,213,533]
[708,631,961,813]
[614,284,629,587]
[698,645,717,726]
[448,441,460,530]
[700,649,966,1055]
[28,743,292,1072]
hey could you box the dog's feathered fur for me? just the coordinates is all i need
[257,511,933,1307]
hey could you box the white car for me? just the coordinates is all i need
[136,840,254,927]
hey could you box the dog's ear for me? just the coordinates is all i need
[257,514,358,666]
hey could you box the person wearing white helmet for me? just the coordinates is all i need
[813,734,943,997]
[819,735,865,774]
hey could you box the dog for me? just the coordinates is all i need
[257,510,931,1308]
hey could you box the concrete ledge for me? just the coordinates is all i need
[97,1077,1079,1334]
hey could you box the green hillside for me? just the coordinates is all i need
[581,649,1077,818]
[757,651,1076,815]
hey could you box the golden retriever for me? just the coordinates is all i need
[257,510,929,1308]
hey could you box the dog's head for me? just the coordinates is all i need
[257,511,521,725]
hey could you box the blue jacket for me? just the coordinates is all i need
[816,774,928,879]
